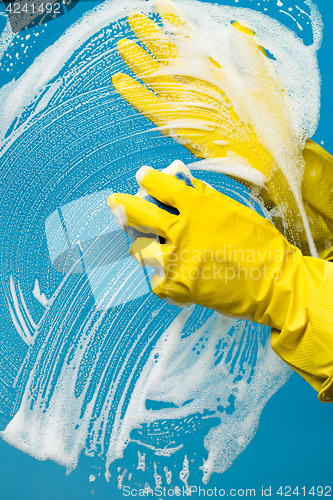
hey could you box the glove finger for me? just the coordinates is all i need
[112,73,222,134]
[112,72,171,127]
[112,74,270,165]
[108,193,177,239]
[130,237,167,290]
[128,12,179,64]
[116,40,233,112]
[156,3,267,84]
[116,36,234,113]
[302,141,333,225]
[129,237,165,267]
[116,39,189,101]
[113,71,274,173]
[112,72,271,169]
[112,75,269,168]
[112,72,199,123]
[117,38,160,76]
[155,0,190,32]
[136,165,192,208]
[232,20,255,37]
[232,21,269,58]
[112,74,217,156]
[156,0,225,89]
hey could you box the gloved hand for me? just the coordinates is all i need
[112,0,333,259]
[108,163,333,402]
[112,0,316,255]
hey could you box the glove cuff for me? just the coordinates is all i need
[270,256,333,402]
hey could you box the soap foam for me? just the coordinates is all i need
[144,0,322,255]
[0,0,322,486]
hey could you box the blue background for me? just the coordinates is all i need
[0,1,332,499]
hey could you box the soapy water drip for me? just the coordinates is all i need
[0,0,322,485]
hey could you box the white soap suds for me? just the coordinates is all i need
[188,157,268,188]
[164,466,172,484]
[7,276,37,346]
[108,201,128,229]
[154,462,163,488]
[150,0,322,255]
[33,279,51,308]
[137,451,146,471]
[99,308,291,482]
[135,165,153,186]
[117,468,127,489]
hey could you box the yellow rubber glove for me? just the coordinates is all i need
[108,164,333,402]
[112,0,316,256]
